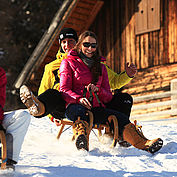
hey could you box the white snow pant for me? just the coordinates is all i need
[2,109,31,163]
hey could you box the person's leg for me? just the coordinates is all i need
[66,105,130,137]
[66,104,130,135]
[20,85,65,118]
[105,93,133,147]
[2,109,31,164]
[92,107,130,136]
[92,107,163,153]
[37,89,66,118]
[106,92,133,117]
[65,104,90,151]
[65,104,89,122]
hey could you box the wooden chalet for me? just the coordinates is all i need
[13,0,177,119]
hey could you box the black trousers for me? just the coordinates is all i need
[37,89,66,119]
[36,89,133,121]
[105,92,133,118]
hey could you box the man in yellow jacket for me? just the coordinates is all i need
[20,28,137,122]
[38,28,77,94]
[20,28,136,147]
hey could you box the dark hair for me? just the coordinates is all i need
[73,31,102,84]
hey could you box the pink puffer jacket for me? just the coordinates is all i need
[59,50,112,108]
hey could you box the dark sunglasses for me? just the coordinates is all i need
[82,42,97,48]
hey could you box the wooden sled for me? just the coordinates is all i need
[56,111,119,149]
[0,130,7,169]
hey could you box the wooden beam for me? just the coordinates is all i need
[84,1,104,30]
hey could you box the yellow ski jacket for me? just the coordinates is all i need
[103,64,132,90]
[38,50,67,95]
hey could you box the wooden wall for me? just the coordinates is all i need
[90,0,177,73]
[25,0,177,98]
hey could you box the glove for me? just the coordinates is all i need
[0,124,6,133]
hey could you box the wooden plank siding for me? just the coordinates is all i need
[90,0,177,71]
[168,0,177,63]
[89,0,177,97]
[17,0,177,99]
[123,63,177,96]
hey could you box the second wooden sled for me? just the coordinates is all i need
[0,130,7,170]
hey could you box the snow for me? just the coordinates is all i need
[1,116,177,176]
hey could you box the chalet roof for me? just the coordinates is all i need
[14,0,104,92]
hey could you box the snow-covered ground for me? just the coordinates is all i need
[1,115,177,177]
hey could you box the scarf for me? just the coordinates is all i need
[79,51,94,68]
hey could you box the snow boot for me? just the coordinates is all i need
[72,118,90,151]
[123,123,163,153]
[118,137,132,148]
[6,159,17,171]
[20,85,45,116]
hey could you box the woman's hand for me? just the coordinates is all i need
[86,83,99,92]
[79,97,92,110]
[125,62,137,78]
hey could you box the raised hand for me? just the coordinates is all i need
[125,62,137,78]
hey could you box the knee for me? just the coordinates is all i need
[38,89,62,105]
[3,110,31,133]
[121,93,133,104]
[122,93,132,99]
[48,89,59,94]
[16,109,31,124]
[66,104,88,122]
[17,109,31,117]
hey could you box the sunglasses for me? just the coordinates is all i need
[82,42,97,48]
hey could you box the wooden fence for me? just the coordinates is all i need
[130,79,177,120]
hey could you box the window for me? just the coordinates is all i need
[135,0,160,35]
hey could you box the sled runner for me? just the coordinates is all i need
[56,110,119,149]
[0,130,7,169]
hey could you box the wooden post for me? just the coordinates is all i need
[0,130,7,169]
[171,79,177,115]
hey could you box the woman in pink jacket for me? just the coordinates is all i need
[59,31,163,153]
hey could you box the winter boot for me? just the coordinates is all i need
[72,118,90,151]
[133,120,147,139]
[6,159,17,170]
[118,136,132,148]
[20,85,45,116]
[123,123,163,153]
